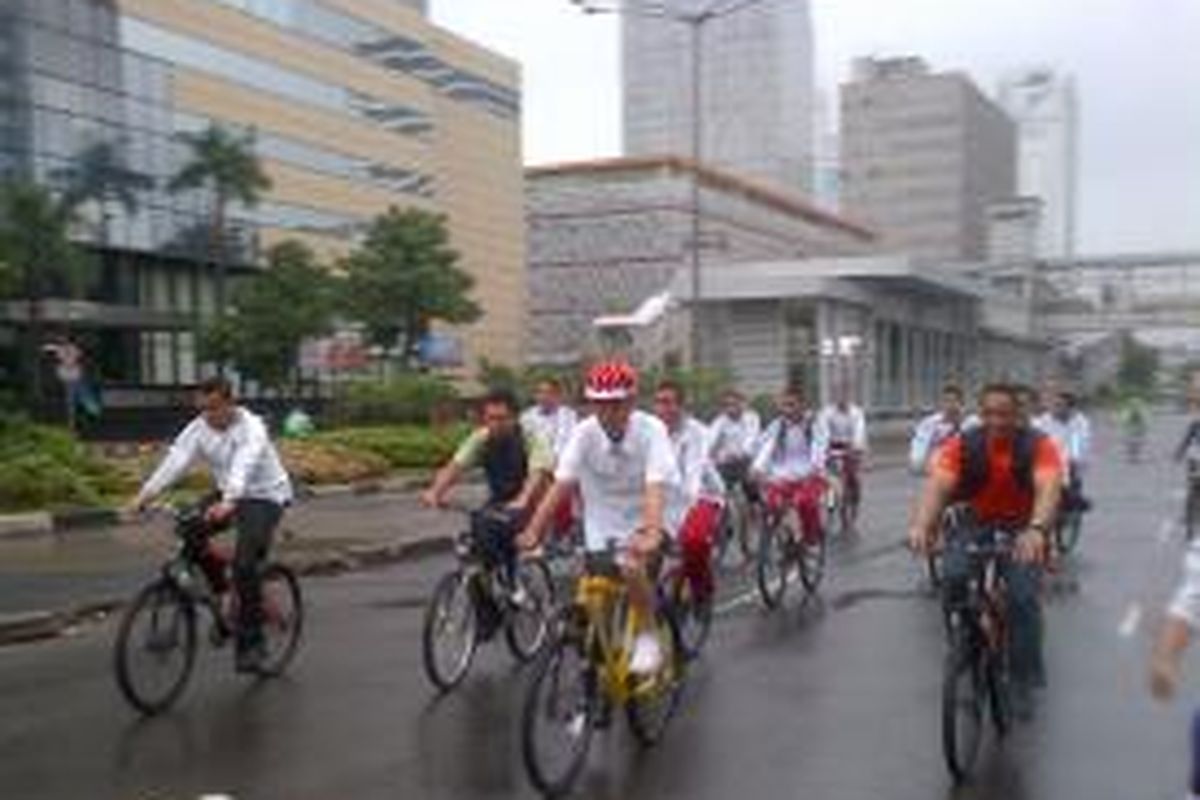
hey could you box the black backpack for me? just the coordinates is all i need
[954,426,1039,502]
[480,426,529,505]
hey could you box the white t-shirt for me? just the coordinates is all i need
[819,404,867,451]
[752,415,828,482]
[1032,411,1091,473]
[520,404,579,458]
[665,416,725,533]
[555,410,680,552]
[708,409,762,464]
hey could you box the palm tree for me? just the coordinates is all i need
[54,139,155,246]
[0,180,88,409]
[168,124,271,314]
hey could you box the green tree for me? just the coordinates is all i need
[169,124,271,312]
[0,180,88,408]
[339,208,480,368]
[200,240,334,393]
[53,139,154,245]
[1116,332,1160,395]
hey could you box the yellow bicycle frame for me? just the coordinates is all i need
[573,574,675,706]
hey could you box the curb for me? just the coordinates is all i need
[0,477,428,541]
[0,533,454,649]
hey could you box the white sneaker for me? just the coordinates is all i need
[629,632,664,675]
[509,582,529,609]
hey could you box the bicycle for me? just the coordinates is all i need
[824,448,861,538]
[521,543,686,797]
[940,527,1013,784]
[660,535,714,660]
[756,480,826,609]
[421,505,556,693]
[113,500,303,715]
[715,459,762,567]
[1054,474,1088,555]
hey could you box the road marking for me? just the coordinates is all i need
[714,588,760,616]
[1119,603,1143,638]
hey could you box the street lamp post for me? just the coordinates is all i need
[570,0,773,367]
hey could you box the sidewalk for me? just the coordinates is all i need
[0,486,483,645]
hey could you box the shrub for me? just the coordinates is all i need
[278,439,390,485]
[0,414,128,511]
[314,424,468,470]
[331,375,460,426]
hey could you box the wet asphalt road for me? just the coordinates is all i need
[1,414,1197,800]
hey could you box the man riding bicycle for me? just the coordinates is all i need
[752,385,829,549]
[130,376,293,675]
[1033,388,1092,519]
[910,383,977,475]
[909,382,1064,719]
[818,384,868,530]
[519,361,680,676]
[709,388,762,503]
[653,380,725,603]
[422,389,553,599]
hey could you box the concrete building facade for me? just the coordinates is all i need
[622,0,815,193]
[674,256,1046,412]
[526,156,876,366]
[841,56,1017,262]
[997,68,1079,258]
[0,0,524,405]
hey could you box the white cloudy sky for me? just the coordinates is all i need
[431,0,1200,256]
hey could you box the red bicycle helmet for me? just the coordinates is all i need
[584,361,638,401]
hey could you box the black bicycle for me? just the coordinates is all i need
[421,506,556,692]
[714,460,762,567]
[113,501,303,715]
[940,528,1013,783]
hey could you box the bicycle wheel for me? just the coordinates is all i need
[942,619,985,783]
[822,484,842,540]
[798,530,827,595]
[668,568,713,660]
[926,549,944,591]
[1055,511,1084,555]
[522,633,595,797]
[756,514,791,609]
[114,579,198,715]
[506,559,556,662]
[712,503,737,570]
[422,570,479,692]
[626,607,685,746]
[257,564,304,677]
[985,648,1011,740]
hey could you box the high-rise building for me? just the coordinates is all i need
[997,68,1079,258]
[841,56,1017,262]
[622,0,814,192]
[0,0,523,401]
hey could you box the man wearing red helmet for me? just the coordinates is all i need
[520,361,680,675]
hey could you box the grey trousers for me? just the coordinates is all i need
[233,498,284,651]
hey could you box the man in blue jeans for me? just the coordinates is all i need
[910,383,1064,719]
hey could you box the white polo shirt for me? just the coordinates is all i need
[555,410,680,552]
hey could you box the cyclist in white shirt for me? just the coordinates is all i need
[910,383,977,475]
[520,361,679,675]
[521,377,578,458]
[1032,389,1091,512]
[521,377,581,543]
[818,384,868,530]
[709,388,763,504]
[1150,543,1200,799]
[653,380,725,602]
[752,385,829,547]
[130,376,293,674]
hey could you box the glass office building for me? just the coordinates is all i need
[0,0,524,403]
